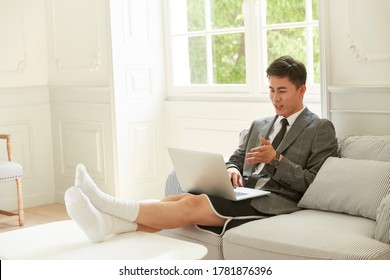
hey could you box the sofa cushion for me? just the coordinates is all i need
[223,210,390,260]
[375,194,390,244]
[338,135,390,162]
[298,157,390,220]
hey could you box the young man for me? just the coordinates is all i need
[65,56,338,242]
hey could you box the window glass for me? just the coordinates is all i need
[210,0,244,29]
[187,0,205,31]
[313,26,320,83]
[212,33,246,84]
[167,0,320,94]
[266,0,306,24]
[189,36,207,84]
[266,27,306,66]
[312,0,319,20]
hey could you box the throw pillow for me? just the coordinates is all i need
[298,157,390,220]
[375,194,390,244]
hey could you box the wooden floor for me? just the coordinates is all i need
[0,203,70,233]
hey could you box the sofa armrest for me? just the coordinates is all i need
[375,194,390,244]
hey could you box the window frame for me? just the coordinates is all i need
[164,0,321,102]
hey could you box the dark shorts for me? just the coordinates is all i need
[194,194,273,235]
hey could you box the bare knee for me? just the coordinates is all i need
[161,193,191,202]
[179,195,219,224]
[180,194,205,209]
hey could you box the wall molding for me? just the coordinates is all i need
[328,85,390,94]
[347,0,390,62]
[125,68,152,98]
[0,0,27,75]
[49,86,111,105]
[329,109,390,115]
[122,0,150,45]
[327,85,390,135]
[58,120,106,181]
[51,0,103,72]
[0,87,49,107]
[328,86,390,112]
[127,119,157,184]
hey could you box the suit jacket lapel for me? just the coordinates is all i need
[277,108,312,153]
[250,115,277,148]
[250,115,278,173]
[264,115,278,140]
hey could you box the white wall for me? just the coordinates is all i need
[0,0,389,211]
[46,0,117,202]
[0,0,55,210]
[109,0,167,200]
[323,0,390,136]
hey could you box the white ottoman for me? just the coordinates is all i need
[0,220,207,260]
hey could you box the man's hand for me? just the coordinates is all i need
[245,137,277,165]
[227,167,243,188]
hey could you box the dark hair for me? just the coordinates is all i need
[266,56,307,88]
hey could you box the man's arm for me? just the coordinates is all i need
[226,126,252,173]
[270,119,338,194]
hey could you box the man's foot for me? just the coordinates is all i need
[65,186,138,242]
[64,186,106,242]
[74,164,140,222]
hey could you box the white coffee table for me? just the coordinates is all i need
[0,220,207,260]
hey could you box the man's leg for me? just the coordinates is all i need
[74,164,226,230]
[136,194,226,230]
[75,164,140,222]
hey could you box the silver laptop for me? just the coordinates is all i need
[168,147,270,201]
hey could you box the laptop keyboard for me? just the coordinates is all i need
[235,191,247,197]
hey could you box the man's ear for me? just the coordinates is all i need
[299,84,306,97]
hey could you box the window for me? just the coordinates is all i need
[165,0,320,98]
[261,0,320,93]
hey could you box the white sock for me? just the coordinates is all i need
[65,187,137,243]
[103,215,138,237]
[65,186,106,243]
[74,164,140,222]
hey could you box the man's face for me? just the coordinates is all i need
[268,76,306,118]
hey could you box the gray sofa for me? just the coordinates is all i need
[161,134,390,259]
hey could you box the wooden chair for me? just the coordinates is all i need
[0,134,24,226]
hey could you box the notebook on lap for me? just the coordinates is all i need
[168,147,270,201]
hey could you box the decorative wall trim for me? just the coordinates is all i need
[54,51,102,72]
[125,68,152,98]
[49,86,111,105]
[58,120,106,181]
[329,109,390,115]
[328,86,390,112]
[127,119,157,184]
[122,0,149,45]
[0,87,49,107]
[51,0,103,72]
[347,0,390,62]
[0,0,27,75]
[327,85,390,135]
[328,85,390,94]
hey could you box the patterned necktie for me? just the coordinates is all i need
[272,118,289,149]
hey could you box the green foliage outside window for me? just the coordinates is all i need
[185,0,320,85]
[266,0,320,83]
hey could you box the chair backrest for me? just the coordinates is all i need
[0,134,12,161]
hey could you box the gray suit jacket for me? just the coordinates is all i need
[226,107,338,215]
